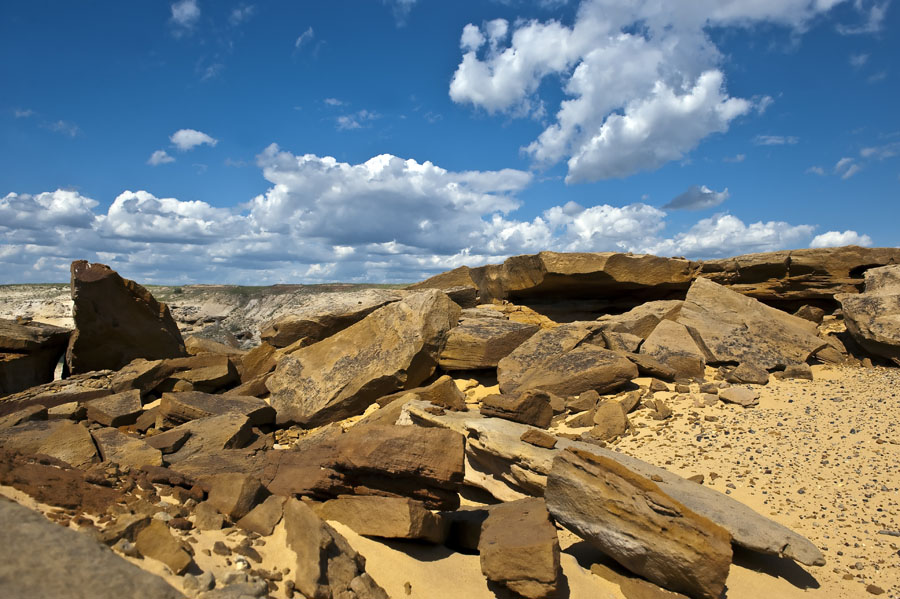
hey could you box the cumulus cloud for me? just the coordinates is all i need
[810,230,873,248]
[663,185,729,211]
[170,0,200,32]
[147,150,175,166]
[170,129,218,151]
[447,0,864,182]
[1,148,852,284]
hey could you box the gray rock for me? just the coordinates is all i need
[718,387,760,407]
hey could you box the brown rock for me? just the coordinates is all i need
[520,428,557,449]
[192,501,224,531]
[511,345,638,398]
[91,427,163,469]
[837,264,900,361]
[314,495,447,543]
[725,362,769,385]
[206,473,267,520]
[84,389,143,426]
[0,420,97,468]
[163,413,255,467]
[0,370,112,417]
[718,387,760,407]
[793,305,826,324]
[144,428,191,454]
[597,300,684,339]
[481,390,553,429]
[184,335,243,357]
[158,354,239,393]
[0,318,70,397]
[241,341,279,380]
[66,260,186,375]
[267,290,460,426]
[479,498,561,599]
[622,352,678,381]
[236,495,287,536]
[589,401,628,440]
[134,519,193,574]
[545,448,732,599]
[159,391,275,426]
[376,374,466,411]
[438,318,538,370]
[0,404,47,430]
[640,320,706,381]
[783,363,814,380]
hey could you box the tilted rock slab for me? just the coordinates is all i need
[438,317,538,370]
[677,277,826,369]
[267,290,460,426]
[509,344,638,398]
[403,401,825,567]
[313,495,447,543]
[66,260,186,374]
[546,448,732,599]
[837,264,900,362]
[640,320,707,380]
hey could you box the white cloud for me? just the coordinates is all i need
[170,0,200,31]
[384,0,417,25]
[837,1,888,34]
[849,53,869,68]
[147,150,175,166]
[448,0,863,182]
[229,4,255,26]
[754,135,799,146]
[336,110,380,130]
[43,120,80,137]
[663,185,729,211]
[810,230,873,248]
[805,165,826,175]
[323,97,345,106]
[295,27,314,48]
[647,214,816,258]
[860,142,899,160]
[170,129,218,151]
[0,191,98,230]
[723,153,746,163]
[14,109,34,118]
[834,156,862,179]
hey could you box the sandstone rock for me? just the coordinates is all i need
[545,448,732,599]
[565,390,599,413]
[438,318,538,370]
[223,374,271,398]
[404,402,825,566]
[0,318,70,396]
[193,501,225,531]
[159,391,275,426]
[134,519,193,575]
[600,330,643,352]
[0,419,97,468]
[260,289,403,348]
[725,362,769,385]
[163,413,255,467]
[236,495,286,536]
[92,427,163,469]
[794,305,826,324]
[597,300,684,339]
[184,335,244,356]
[480,390,553,428]
[109,359,171,396]
[241,341,278,380]
[520,428,557,449]
[282,498,388,599]
[159,353,239,393]
[621,352,678,381]
[589,401,628,440]
[0,404,47,430]
[640,320,705,380]
[0,317,70,352]
[678,277,826,369]
[497,321,602,393]
[144,428,191,454]
[267,290,460,426]
[314,495,447,543]
[783,363,814,380]
[718,387,760,407]
[0,369,112,417]
[206,473,267,520]
[376,374,466,411]
[509,345,638,398]
[478,497,561,599]
[85,389,143,426]
[0,499,181,599]
[837,264,900,361]
[66,260,186,374]
[645,398,673,421]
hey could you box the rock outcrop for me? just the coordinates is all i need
[66,261,186,374]
[837,264,900,362]
[0,318,70,397]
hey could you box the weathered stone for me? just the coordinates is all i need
[589,401,628,440]
[438,318,538,370]
[647,378,669,392]
[66,260,186,375]
[0,404,47,430]
[511,345,638,398]
[600,330,643,353]
[640,320,706,380]
[565,390,599,413]
[497,322,602,394]
[725,362,770,385]
[481,390,553,429]
[206,473,267,520]
[314,495,447,543]
[163,413,255,467]
[282,498,388,599]
[193,501,225,531]
[0,370,112,417]
[837,264,900,361]
[0,499,181,599]
[109,359,170,396]
[520,428,557,449]
[184,335,244,357]
[645,398,673,421]
[85,389,143,426]
[404,402,825,567]
[236,495,286,536]
[267,290,460,426]
[159,391,275,426]
[793,305,826,324]
[0,318,69,397]
[0,420,97,468]
[134,519,193,575]
[241,341,279,380]
[597,300,684,339]
[621,352,678,381]
[479,498,561,599]
[677,277,826,369]
[144,428,191,454]
[159,354,239,393]
[783,362,814,380]
[718,387,760,407]
[546,448,732,599]
[92,427,163,468]
[376,374,466,411]
[223,374,271,398]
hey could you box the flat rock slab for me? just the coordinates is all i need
[481,390,553,429]
[404,401,825,567]
[159,391,275,425]
[479,497,561,599]
[236,495,287,536]
[511,344,638,398]
[85,389,143,426]
[92,427,163,469]
[640,320,706,381]
[0,419,97,468]
[0,370,113,417]
[314,495,447,543]
[162,412,255,466]
[206,473,267,520]
[718,387,760,407]
[267,290,460,426]
[134,519,193,575]
[546,448,732,599]
[438,318,538,370]
[0,499,181,599]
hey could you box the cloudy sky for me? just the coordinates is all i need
[2,1,898,284]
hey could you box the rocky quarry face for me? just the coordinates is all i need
[0,248,898,599]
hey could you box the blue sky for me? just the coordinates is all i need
[1,0,898,284]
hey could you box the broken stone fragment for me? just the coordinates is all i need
[84,389,143,427]
[480,390,553,429]
[718,387,760,407]
[438,317,538,370]
[134,519,193,575]
[205,473,268,521]
[91,427,163,469]
[313,495,447,543]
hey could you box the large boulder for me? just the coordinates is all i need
[837,264,900,361]
[0,420,98,468]
[66,261,186,374]
[546,449,732,599]
[677,277,826,369]
[0,318,70,397]
[507,344,637,397]
[0,499,182,599]
[313,496,447,543]
[438,317,538,370]
[266,290,460,426]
